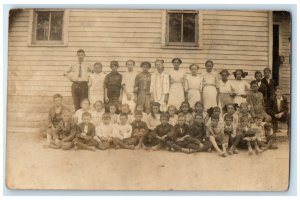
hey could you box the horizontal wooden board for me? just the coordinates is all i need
[202,10,268,17]
[202,34,268,42]
[203,19,268,27]
[69,27,162,33]
[203,14,268,22]
[69,21,161,28]
[203,29,268,37]
[69,16,162,22]
[203,24,268,32]
[203,39,268,47]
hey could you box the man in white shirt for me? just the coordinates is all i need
[64,49,92,111]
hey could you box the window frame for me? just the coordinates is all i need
[162,10,203,49]
[27,9,69,46]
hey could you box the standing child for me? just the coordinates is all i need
[74,98,92,124]
[231,69,250,105]
[206,114,227,157]
[143,113,174,150]
[104,61,123,108]
[49,110,77,150]
[184,64,203,108]
[94,113,117,150]
[146,102,162,130]
[88,62,106,105]
[218,69,234,113]
[108,103,119,124]
[91,101,105,127]
[254,70,268,104]
[167,105,178,126]
[202,60,219,111]
[122,60,138,112]
[178,101,194,125]
[246,80,271,122]
[112,114,135,150]
[118,104,134,124]
[73,112,98,151]
[134,61,152,113]
[261,67,275,100]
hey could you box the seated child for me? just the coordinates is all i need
[118,104,134,124]
[108,103,119,124]
[94,113,117,150]
[73,112,98,151]
[48,109,76,150]
[206,106,224,125]
[237,102,253,124]
[74,98,92,124]
[178,101,194,125]
[223,103,239,127]
[167,105,178,126]
[112,114,135,150]
[206,114,227,157]
[251,115,277,150]
[143,112,174,150]
[146,102,161,130]
[193,101,207,120]
[130,111,149,149]
[135,104,148,122]
[41,94,70,148]
[91,100,105,126]
[223,114,237,155]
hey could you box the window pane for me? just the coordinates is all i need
[36,11,50,41]
[50,11,64,41]
[169,13,182,42]
[183,13,196,43]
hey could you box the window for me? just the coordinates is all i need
[28,9,69,46]
[163,10,201,48]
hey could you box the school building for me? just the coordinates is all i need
[7,9,291,134]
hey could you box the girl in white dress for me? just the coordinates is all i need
[88,62,106,105]
[146,102,161,130]
[184,64,203,108]
[232,69,250,105]
[168,58,185,109]
[202,60,219,111]
[91,100,105,126]
[122,60,138,112]
[167,105,178,126]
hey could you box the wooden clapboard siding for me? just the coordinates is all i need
[7,9,284,133]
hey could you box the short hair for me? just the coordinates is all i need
[77,49,85,55]
[240,102,249,108]
[80,98,90,105]
[250,80,258,86]
[94,62,102,67]
[102,113,111,119]
[205,60,214,67]
[110,61,119,68]
[239,115,249,122]
[167,105,177,112]
[93,100,104,108]
[155,59,164,64]
[210,113,220,120]
[254,115,263,120]
[126,60,135,66]
[171,57,182,64]
[219,69,230,76]
[140,61,151,68]
[119,113,128,119]
[53,93,63,99]
[151,102,161,108]
[275,86,283,91]
[82,112,92,119]
[254,70,262,77]
[194,101,203,108]
[134,110,143,116]
[223,103,238,112]
[189,64,199,70]
[108,103,117,109]
[264,68,271,73]
[224,114,233,121]
[160,112,170,120]
[62,109,71,115]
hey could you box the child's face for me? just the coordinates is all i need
[62,112,71,122]
[94,102,103,112]
[173,60,181,69]
[142,64,150,73]
[155,62,164,73]
[255,118,262,126]
[255,73,262,82]
[136,105,143,112]
[77,52,85,63]
[81,101,90,110]
[225,118,232,126]
[152,105,160,114]
[190,65,198,75]
[160,117,168,125]
[181,104,189,113]
[111,64,118,72]
[103,117,111,125]
[109,106,117,114]
[195,116,204,125]
[264,70,271,78]
[119,116,128,125]
[82,116,91,125]
[94,64,102,74]
[211,118,219,127]
[134,114,142,121]
[235,71,242,80]
[213,108,221,116]
[205,62,213,72]
[241,120,248,127]
[240,104,248,111]
[168,107,176,116]
[53,97,63,107]
[275,89,283,97]
[195,104,203,112]
[251,83,259,92]
[126,61,134,72]
[227,105,235,114]
[221,72,228,81]
[121,105,130,114]
[177,117,185,126]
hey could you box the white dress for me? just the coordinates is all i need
[150,71,170,112]
[88,72,106,105]
[184,74,203,108]
[218,80,234,111]
[168,69,185,108]
[231,80,250,106]
[202,71,219,111]
[121,71,138,112]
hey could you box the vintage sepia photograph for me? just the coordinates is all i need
[6,8,291,191]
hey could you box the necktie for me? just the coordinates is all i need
[78,63,82,78]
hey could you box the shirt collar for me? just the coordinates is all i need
[276,96,283,101]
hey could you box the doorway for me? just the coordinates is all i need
[272,24,280,87]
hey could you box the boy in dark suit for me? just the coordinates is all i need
[266,86,290,134]
[73,112,98,151]
[261,68,275,101]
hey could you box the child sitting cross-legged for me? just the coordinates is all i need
[73,112,98,151]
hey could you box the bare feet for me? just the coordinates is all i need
[181,148,190,154]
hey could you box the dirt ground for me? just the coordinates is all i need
[5,133,290,191]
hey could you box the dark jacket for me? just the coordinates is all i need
[47,105,70,128]
[261,77,275,100]
[55,119,77,142]
[189,122,206,140]
[266,95,289,117]
[76,122,96,140]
